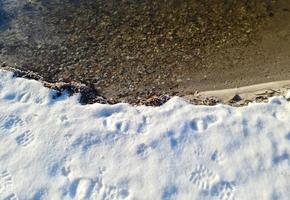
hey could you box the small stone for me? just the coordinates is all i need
[231,94,242,102]
[1,62,7,67]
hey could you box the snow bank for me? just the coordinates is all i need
[0,70,290,200]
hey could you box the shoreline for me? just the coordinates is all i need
[1,66,289,107]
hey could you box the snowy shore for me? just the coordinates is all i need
[0,70,290,200]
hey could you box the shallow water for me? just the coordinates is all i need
[0,0,289,103]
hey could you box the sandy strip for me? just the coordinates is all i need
[185,80,290,105]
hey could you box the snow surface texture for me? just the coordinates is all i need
[0,70,290,200]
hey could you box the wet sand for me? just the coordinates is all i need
[0,0,290,103]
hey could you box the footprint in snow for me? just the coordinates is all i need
[91,177,130,200]
[0,171,17,200]
[210,181,236,200]
[67,176,130,200]
[0,170,13,194]
[193,146,206,159]
[0,115,24,133]
[61,166,71,177]
[59,115,70,126]
[189,165,219,191]
[136,143,150,159]
[136,141,158,159]
[99,185,129,200]
[211,150,225,165]
[115,121,130,133]
[105,114,147,135]
[190,115,218,132]
[15,130,35,147]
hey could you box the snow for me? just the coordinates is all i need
[286,91,290,100]
[0,70,290,200]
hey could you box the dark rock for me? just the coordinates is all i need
[231,94,242,102]
[79,85,100,105]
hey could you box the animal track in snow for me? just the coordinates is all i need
[105,114,147,135]
[211,181,236,200]
[92,176,130,200]
[93,183,129,200]
[59,115,70,126]
[115,121,130,133]
[136,143,150,159]
[0,170,13,194]
[99,185,129,200]
[211,150,225,164]
[0,115,23,133]
[60,115,68,122]
[189,165,219,191]
[66,175,130,200]
[193,146,206,159]
[190,115,218,132]
[15,130,35,147]
[61,166,71,177]
[136,141,158,159]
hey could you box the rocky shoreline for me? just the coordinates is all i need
[2,0,289,103]
[2,66,289,107]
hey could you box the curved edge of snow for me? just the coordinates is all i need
[1,69,290,199]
